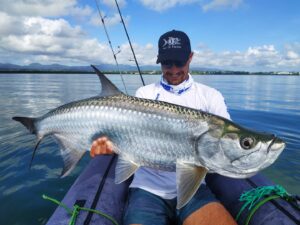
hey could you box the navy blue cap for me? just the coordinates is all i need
[156,30,191,64]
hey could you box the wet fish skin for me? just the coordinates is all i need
[12,65,285,208]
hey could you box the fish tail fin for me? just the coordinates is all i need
[12,116,37,134]
[13,116,42,169]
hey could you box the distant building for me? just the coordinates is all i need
[277,71,292,75]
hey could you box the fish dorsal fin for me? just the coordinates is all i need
[115,155,139,184]
[91,65,123,96]
[176,161,208,209]
[53,134,86,178]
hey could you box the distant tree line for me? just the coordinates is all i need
[0,69,299,75]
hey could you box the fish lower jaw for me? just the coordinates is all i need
[269,143,285,152]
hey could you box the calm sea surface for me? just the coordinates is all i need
[0,73,299,225]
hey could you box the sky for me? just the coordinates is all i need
[0,0,299,72]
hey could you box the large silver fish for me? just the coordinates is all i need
[13,65,285,208]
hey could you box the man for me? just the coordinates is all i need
[91,30,236,225]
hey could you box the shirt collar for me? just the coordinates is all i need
[160,73,194,95]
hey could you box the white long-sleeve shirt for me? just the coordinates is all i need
[129,75,230,199]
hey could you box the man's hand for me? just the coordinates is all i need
[90,136,114,157]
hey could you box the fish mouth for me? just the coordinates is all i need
[267,136,285,153]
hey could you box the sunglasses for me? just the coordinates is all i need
[161,60,187,69]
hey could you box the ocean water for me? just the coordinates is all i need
[0,73,299,225]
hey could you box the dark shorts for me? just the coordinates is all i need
[123,184,218,225]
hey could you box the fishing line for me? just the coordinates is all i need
[94,0,128,94]
[114,0,145,86]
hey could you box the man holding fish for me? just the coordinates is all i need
[14,29,284,224]
[12,27,285,224]
[91,30,237,225]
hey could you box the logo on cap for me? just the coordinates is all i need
[162,37,181,49]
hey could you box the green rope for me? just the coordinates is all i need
[42,194,119,225]
[235,185,290,224]
[244,195,280,225]
[43,195,73,214]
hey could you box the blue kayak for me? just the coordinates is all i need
[46,155,300,225]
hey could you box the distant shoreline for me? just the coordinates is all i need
[0,70,299,76]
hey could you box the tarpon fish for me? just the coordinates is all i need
[13,65,285,209]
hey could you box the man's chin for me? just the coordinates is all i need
[168,78,183,85]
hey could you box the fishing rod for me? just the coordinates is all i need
[114,0,145,86]
[94,0,128,93]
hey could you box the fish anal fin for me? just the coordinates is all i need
[52,134,86,178]
[176,161,208,209]
[60,149,85,177]
[115,156,139,184]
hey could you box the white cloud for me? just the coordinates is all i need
[0,7,155,66]
[0,0,72,17]
[0,0,92,18]
[138,0,243,12]
[70,5,93,18]
[0,13,113,65]
[0,16,85,55]
[192,43,300,71]
[0,35,113,66]
[245,45,280,67]
[139,0,198,12]
[286,51,298,60]
[202,0,243,12]
[23,17,85,37]
[0,1,146,66]
[279,43,300,68]
[0,12,25,35]
[111,42,156,66]
[101,0,126,8]
[92,41,300,71]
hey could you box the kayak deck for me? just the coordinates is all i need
[46,155,300,225]
[46,155,131,225]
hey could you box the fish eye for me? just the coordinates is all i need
[240,137,255,150]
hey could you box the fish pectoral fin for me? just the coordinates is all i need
[115,156,139,184]
[176,161,208,209]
